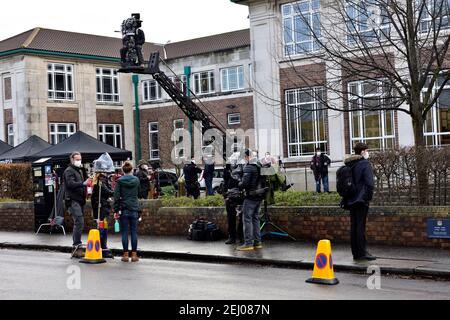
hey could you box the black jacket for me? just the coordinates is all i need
[91,177,114,214]
[135,169,150,197]
[240,162,262,201]
[63,165,87,206]
[183,163,202,184]
[310,154,331,179]
[342,155,374,207]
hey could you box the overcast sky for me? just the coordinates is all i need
[0,0,249,44]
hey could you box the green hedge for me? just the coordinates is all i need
[160,191,341,207]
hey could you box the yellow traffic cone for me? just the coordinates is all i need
[306,239,339,285]
[79,229,106,264]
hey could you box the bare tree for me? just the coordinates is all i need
[280,0,450,204]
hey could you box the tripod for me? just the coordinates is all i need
[259,197,296,241]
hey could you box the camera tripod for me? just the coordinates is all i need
[259,199,296,241]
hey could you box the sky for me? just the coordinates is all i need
[0,0,249,44]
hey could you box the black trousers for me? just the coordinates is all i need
[226,199,243,241]
[350,203,369,259]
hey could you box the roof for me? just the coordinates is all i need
[0,140,13,156]
[0,135,51,163]
[0,27,250,61]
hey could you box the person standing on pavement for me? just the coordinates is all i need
[64,152,89,255]
[310,148,331,193]
[114,161,141,263]
[237,149,265,251]
[223,161,244,245]
[91,172,114,253]
[135,160,151,199]
[341,142,376,261]
[203,155,215,196]
[183,157,202,199]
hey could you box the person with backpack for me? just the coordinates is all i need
[337,142,376,261]
[237,149,266,251]
[310,148,331,193]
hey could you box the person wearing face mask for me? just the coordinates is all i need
[135,160,151,199]
[341,142,375,261]
[310,148,331,193]
[63,152,90,256]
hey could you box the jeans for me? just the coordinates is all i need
[69,201,84,247]
[242,199,262,246]
[120,210,138,252]
[315,175,329,193]
[204,176,214,196]
[350,203,369,258]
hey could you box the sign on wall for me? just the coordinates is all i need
[427,219,450,239]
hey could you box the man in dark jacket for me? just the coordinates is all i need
[63,152,89,253]
[91,173,114,252]
[341,142,376,261]
[310,148,331,193]
[135,160,150,199]
[183,157,202,199]
[237,149,265,251]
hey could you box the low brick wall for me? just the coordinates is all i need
[0,201,449,248]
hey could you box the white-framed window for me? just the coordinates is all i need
[143,80,162,102]
[424,73,450,146]
[348,80,395,151]
[170,75,187,94]
[282,0,321,56]
[98,124,122,149]
[346,0,391,44]
[419,0,450,33]
[149,122,160,160]
[47,63,74,101]
[193,71,215,95]
[96,68,120,103]
[49,123,76,145]
[3,76,12,101]
[285,87,328,157]
[228,113,241,125]
[7,124,14,146]
[173,119,185,159]
[221,66,245,92]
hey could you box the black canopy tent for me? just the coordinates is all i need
[0,135,51,163]
[30,131,132,163]
[0,140,13,156]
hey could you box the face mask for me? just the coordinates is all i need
[142,165,148,171]
[73,160,82,168]
[316,152,322,157]
[363,151,370,160]
[191,160,196,165]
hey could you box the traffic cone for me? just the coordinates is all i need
[79,229,106,264]
[306,239,339,285]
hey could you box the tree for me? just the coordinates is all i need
[281,0,450,204]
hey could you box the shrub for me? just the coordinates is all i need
[0,164,33,201]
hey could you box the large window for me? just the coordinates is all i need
[149,122,160,160]
[96,68,119,103]
[173,119,185,159]
[285,87,328,157]
[419,0,450,33]
[424,74,450,146]
[47,63,74,101]
[3,76,11,101]
[49,123,76,145]
[346,0,390,44]
[7,124,14,146]
[98,124,122,149]
[193,71,215,95]
[282,0,321,56]
[348,80,395,151]
[143,80,162,102]
[221,66,245,92]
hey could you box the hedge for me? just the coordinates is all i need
[0,164,33,201]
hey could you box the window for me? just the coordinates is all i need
[3,77,12,101]
[143,80,162,102]
[221,66,245,91]
[47,63,74,101]
[346,0,390,44]
[419,0,450,33]
[228,113,241,125]
[424,73,450,146]
[285,87,328,157]
[193,71,215,95]
[149,122,160,160]
[98,124,122,149]
[49,123,76,145]
[7,124,14,146]
[173,119,185,159]
[170,75,187,94]
[96,68,120,103]
[282,0,321,56]
[348,80,395,151]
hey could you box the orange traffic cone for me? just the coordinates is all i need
[306,239,339,285]
[79,229,106,264]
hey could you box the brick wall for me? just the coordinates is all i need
[0,202,34,231]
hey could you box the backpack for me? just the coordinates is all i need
[336,165,357,198]
[187,218,223,241]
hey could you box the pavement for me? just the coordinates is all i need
[0,231,449,279]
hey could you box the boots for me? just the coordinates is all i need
[121,251,129,262]
[131,252,139,262]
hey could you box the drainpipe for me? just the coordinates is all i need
[184,66,193,158]
[132,74,142,161]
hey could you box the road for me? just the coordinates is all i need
[0,249,449,300]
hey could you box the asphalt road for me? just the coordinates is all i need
[0,249,449,300]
